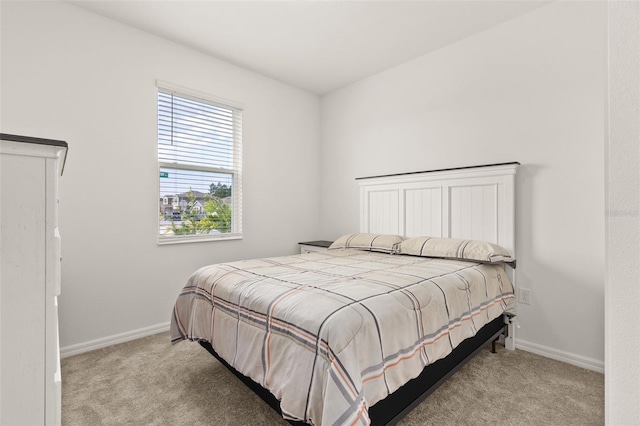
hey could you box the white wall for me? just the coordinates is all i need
[0,0,610,370]
[0,1,321,349]
[320,2,606,367]
[606,1,640,422]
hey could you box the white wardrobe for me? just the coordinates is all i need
[1,133,67,426]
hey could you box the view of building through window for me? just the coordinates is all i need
[158,170,233,236]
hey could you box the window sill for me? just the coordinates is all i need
[157,233,242,246]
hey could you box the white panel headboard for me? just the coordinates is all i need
[357,162,519,257]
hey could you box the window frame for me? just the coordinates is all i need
[156,81,243,245]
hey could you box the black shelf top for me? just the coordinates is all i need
[356,162,520,180]
[0,133,68,148]
[298,240,333,248]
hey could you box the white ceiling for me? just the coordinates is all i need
[68,1,550,95]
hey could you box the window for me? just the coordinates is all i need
[157,83,242,244]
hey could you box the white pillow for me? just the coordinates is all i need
[328,233,406,254]
[396,236,515,266]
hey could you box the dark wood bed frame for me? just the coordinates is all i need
[199,314,508,425]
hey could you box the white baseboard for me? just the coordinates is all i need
[60,323,605,375]
[60,322,170,359]
[516,339,604,373]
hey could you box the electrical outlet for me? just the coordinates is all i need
[518,288,531,305]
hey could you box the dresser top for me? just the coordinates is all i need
[1,133,68,174]
[0,133,68,148]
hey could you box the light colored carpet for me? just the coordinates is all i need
[62,332,603,425]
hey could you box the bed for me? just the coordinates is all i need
[170,162,519,425]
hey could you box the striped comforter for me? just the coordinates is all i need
[170,249,514,425]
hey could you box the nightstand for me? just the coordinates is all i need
[298,240,333,254]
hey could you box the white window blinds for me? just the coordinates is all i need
[157,85,242,243]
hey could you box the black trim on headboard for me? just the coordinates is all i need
[0,133,68,148]
[355,162,520,180]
